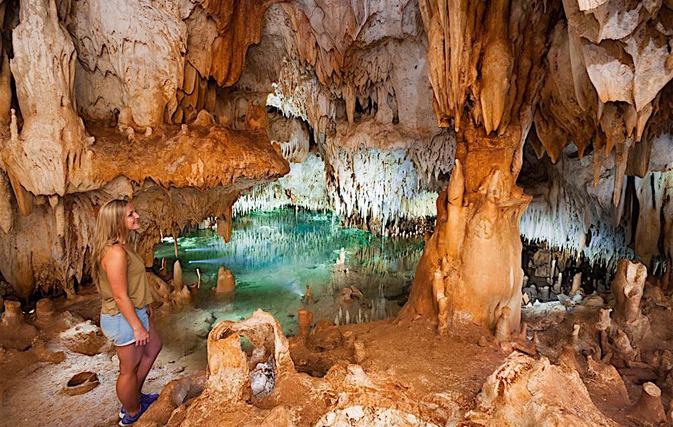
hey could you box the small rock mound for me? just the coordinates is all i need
[464,352,620,426]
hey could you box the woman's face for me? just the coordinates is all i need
[125,203,141,231]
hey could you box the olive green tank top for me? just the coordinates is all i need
[97,245,154,315]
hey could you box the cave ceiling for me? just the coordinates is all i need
[0,0,671,297]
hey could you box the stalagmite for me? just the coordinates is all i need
[570,272,582,296]
[596,308,612,360]
[613,330,639,364]
[494,307,512,343]
[148,272,171,299]
[612,260,646,323]
[304,284,313,304]
[0,300,37,351]
[172,286,192,307]
[353,339,366,364]
[511,323,537,356]
[205,311,293,406]
[406,128,531,331]
[298,309,312,337]
[336,248,345,265]
[216,266,236,300]
[553,272,563,294]
[1,301,25,329]
[572,324,581,346]
[206,328,251,400]
[173,260,184,292]
[465,353,619,425]
[631,382,666,425]
[611,259,649,341]
[35,298,54,323]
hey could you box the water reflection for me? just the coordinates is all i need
[153,208,424,335]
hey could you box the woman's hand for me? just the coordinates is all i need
[133,326,150,346]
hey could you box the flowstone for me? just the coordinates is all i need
[464,353,619,426]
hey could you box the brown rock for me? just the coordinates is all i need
[307,319,343,351]
[353,340,366,364]
[1,300,24,328]
[260,405,295,427]
[61,372,99,396]
[298,309,313,338]
[631,382,667,425]
[216,266,235,297]
[35,298,54,322]
[465,353,620,426]
[206,310,293,402]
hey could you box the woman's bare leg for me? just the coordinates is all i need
[136,317,162,394]
[116,343,144,416]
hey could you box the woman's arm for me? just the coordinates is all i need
[102,246,150,346]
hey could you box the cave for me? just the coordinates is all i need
[1,0,673,426]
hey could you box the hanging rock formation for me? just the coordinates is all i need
[406,0,673,332]
[227,1,456,233]
[0,0,289,298]
[0,0,671,334]
[405,0,561,331]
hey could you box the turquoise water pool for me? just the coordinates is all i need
[153,208,424,335]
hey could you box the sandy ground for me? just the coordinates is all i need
[3,285,668,426]
[0,288,505,426]
[0,288,207,427]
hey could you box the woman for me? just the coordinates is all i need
[92,199,162,426]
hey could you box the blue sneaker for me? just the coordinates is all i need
[118,394,159,419]
[118,400,151,426]
[141,393,159,405]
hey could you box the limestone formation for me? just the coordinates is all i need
[134,373,207,427]
[216,206,234,244]
[464,353,619,426]
[1,1,673,424]
[494,306,512,343]
[402,0,558,324]
[406,0,673,333]
[611,259,649,341]
[200,310,293,405]
[0,300,37,350]
[303,284,313,304]
[407,159,530,331]
[216,266,236,301]
[570,272,582,296]
[1,300,25,329]
[173,260,184,293]
[35,298,55,324]
[631,382,667,425]
[298,308,312,337]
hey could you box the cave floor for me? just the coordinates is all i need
[0,309,505,427]
[0,288,656,426]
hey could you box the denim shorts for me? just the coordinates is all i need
[100,307,150,346]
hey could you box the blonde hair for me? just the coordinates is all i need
[91,199,130,284]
